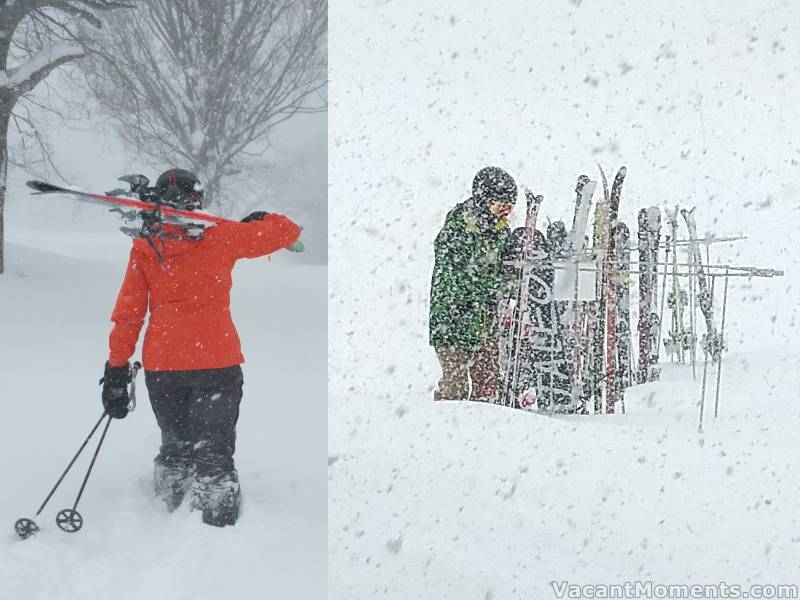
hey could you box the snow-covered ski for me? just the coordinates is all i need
[501,189,543,408]
[681,207,723,361]
[614,221,632,413]
[664,206,689,362]
[637,206,662,383]
[603,166,627,413]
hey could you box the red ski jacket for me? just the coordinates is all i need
[108,215,301,371]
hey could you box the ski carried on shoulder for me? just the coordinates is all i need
[27,179,231,226]
[26,178,304,260]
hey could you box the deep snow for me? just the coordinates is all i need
[329,0,800,598]
[0,232,326,600]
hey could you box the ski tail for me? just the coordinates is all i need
[27,180,72,194]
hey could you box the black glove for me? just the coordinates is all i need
[241,211,270,223]
[101,362,131,419]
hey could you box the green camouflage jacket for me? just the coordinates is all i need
[429,200,512,349]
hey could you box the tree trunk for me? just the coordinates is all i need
[0,6,23,274]
[0,96,12,275]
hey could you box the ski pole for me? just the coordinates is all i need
[698,275,716,433]
[571,250,582,410]
[56,362,140,533]
[687,242,697,379]
[14,411,107,540]
[14,362,140,539]
[698,340,710,433]
[713,270,730,418]
[656,232,670,364]
[55,414,113,533]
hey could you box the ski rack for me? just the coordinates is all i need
[496,177,777,425]
[629,235,747,252]
[501,253,783,426]
[503,259,783,279]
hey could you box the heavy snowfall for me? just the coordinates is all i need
[329,1,800,598]
[0,2,326,599]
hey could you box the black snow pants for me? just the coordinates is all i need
[144,365,244,477]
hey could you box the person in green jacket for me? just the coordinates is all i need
[429,166,517,402]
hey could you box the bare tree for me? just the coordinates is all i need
[0,1,129,274]
[82,0,326,210]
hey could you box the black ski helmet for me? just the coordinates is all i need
[155,168,204,209]
[472,166,517,205]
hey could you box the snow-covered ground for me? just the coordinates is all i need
[0,233,326,600]
[329,0,800,598]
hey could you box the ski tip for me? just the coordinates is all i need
[575,175,593,197]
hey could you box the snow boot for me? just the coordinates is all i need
[154,455,192,512]
[191,469,241,527]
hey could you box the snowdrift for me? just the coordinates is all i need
[0,234,326,600]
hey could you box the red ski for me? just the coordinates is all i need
[602,166,627,414]
[26,180,232,225]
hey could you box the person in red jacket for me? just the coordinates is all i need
[100,168,301,527]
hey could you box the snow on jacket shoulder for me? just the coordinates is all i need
[108,215,301,371]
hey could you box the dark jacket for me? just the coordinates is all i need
[429,200,512,349]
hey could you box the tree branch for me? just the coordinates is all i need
[1,42,85,96]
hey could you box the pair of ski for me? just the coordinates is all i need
[637,206,662,383]
[500,166,631,414]
[640,203,724,385]
[661,206,723,365]
[25,179,304,257]
[589,166,630,414]
[682,208,723,361]
[26,180,230,226]
[500,189,573,413]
